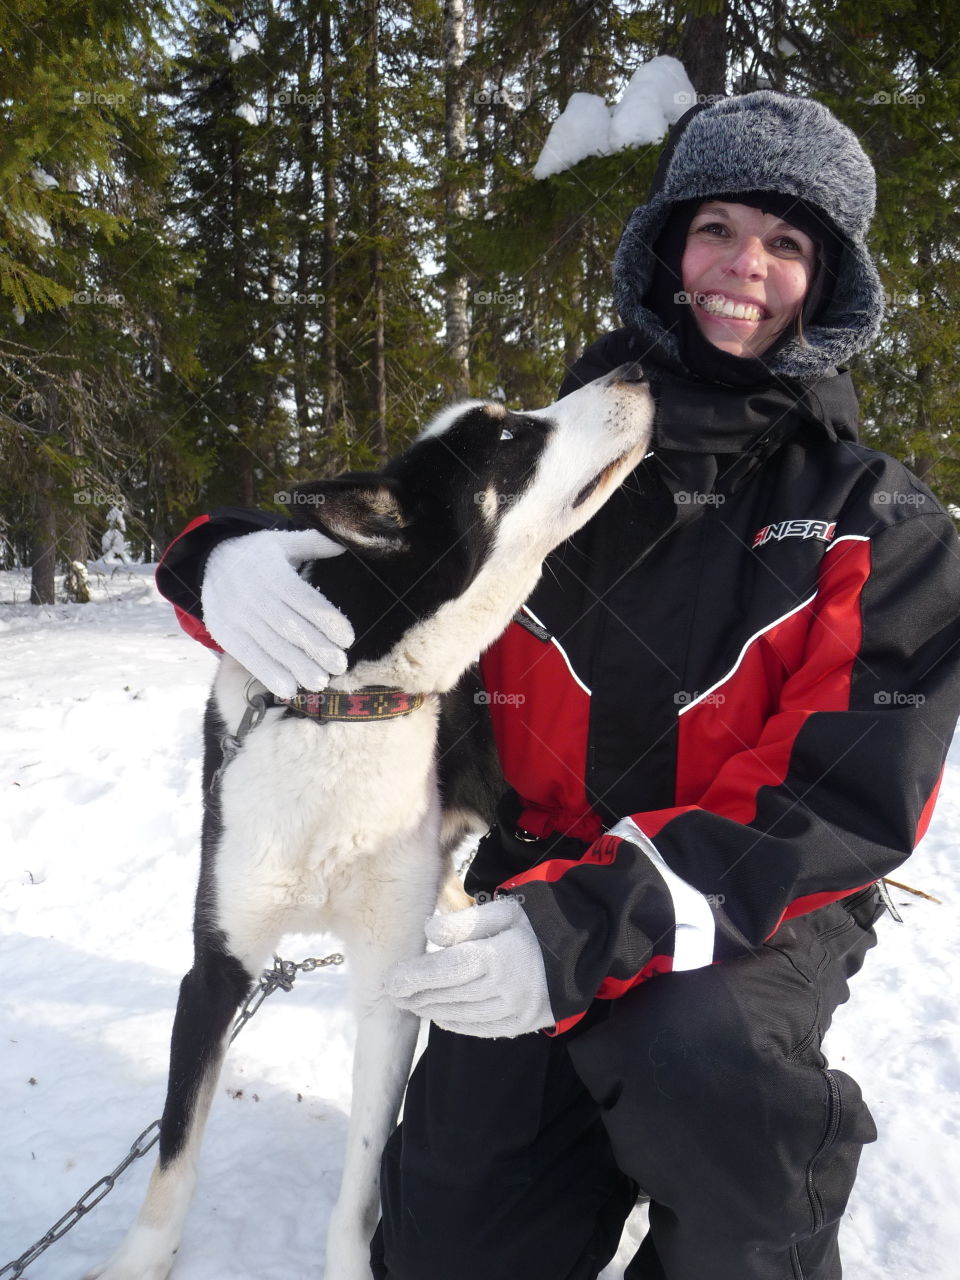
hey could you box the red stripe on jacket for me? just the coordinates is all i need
[479,618,602,841]
[630,537,870,841]
[547,954,676,1035]
[155,514,223,653]
[673,537,869,822]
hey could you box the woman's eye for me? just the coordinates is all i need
[499,427,514,442]
[695,222,727,235]
[773,236,802,252]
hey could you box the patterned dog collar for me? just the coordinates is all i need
[271,686,424,722]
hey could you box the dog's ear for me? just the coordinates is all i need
[288,477,410,553]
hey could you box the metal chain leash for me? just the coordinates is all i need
[209,678,270,791]
[0,950,344,1279]
[0,1120,163,1280]
[227,952,344,1045]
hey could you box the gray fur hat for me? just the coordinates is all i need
[613,92,885,380]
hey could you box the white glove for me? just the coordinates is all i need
[200,528,355,698]
[385,896,556,1038]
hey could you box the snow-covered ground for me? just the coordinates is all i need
[1,565,958,1278]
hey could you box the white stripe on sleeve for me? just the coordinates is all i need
[608,817,717,971]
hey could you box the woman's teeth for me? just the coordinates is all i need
[699,294,763,322]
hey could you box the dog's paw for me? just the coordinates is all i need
[82,1239,177,1280]
[83,1266,174,1280]
[83,1263,174,1280]
[323,1232,375,1280]
[322,1260,374,1280]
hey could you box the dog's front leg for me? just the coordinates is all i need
[323,857,441,1280]
[82,943,254,1280]
[325,992,420,1280]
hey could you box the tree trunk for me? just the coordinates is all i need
[64,371,91,567]
[321,1,340,453]
[671,2,729,98]
[257,92,282,490]
[228,113,254,506]
[910,63,937,490]
[63,503,91,567]
[913,360,936,483]
[366,0,387,459]
[30,385,59,605]
[292,17,318,470]
[30,469,58,604]
[443,0,470,398]
[913,237,935,485]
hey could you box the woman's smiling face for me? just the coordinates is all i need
[680,201,816,358]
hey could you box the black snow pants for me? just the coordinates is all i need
[370,885,886,1280]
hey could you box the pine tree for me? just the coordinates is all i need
[0,0,177,600]
[4,0,956,573]
[443,0,471,398]
[458,1,664,404]
[753,0,960,507]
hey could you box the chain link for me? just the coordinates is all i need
[0,950,344,1279]
[209,677,271,791]
[228,952,344,1042]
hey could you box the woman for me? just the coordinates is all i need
[156,93,960,1279]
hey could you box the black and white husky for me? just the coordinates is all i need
[85,365,653,1280]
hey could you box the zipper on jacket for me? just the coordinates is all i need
[513,609,552,642]
[806,1070,843,1233]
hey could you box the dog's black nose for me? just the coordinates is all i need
[605,361,647,386]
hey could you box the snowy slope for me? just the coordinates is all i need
[1,566,958,1279]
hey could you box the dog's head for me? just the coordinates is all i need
[288,364,654,673]
[291,363,653,562]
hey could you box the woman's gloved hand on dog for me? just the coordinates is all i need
[201,528,355,699]
[385,896,556,1038]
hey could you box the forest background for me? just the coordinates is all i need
[2,0,957,601]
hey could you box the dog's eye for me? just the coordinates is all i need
[499,427,514,442]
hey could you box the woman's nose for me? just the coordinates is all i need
[726,237,768,279]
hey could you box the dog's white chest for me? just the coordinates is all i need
[209,693,441,934]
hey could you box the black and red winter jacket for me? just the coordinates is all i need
[155,327,960,1034]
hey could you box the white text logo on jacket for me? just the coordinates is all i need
[752,519,837,549]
